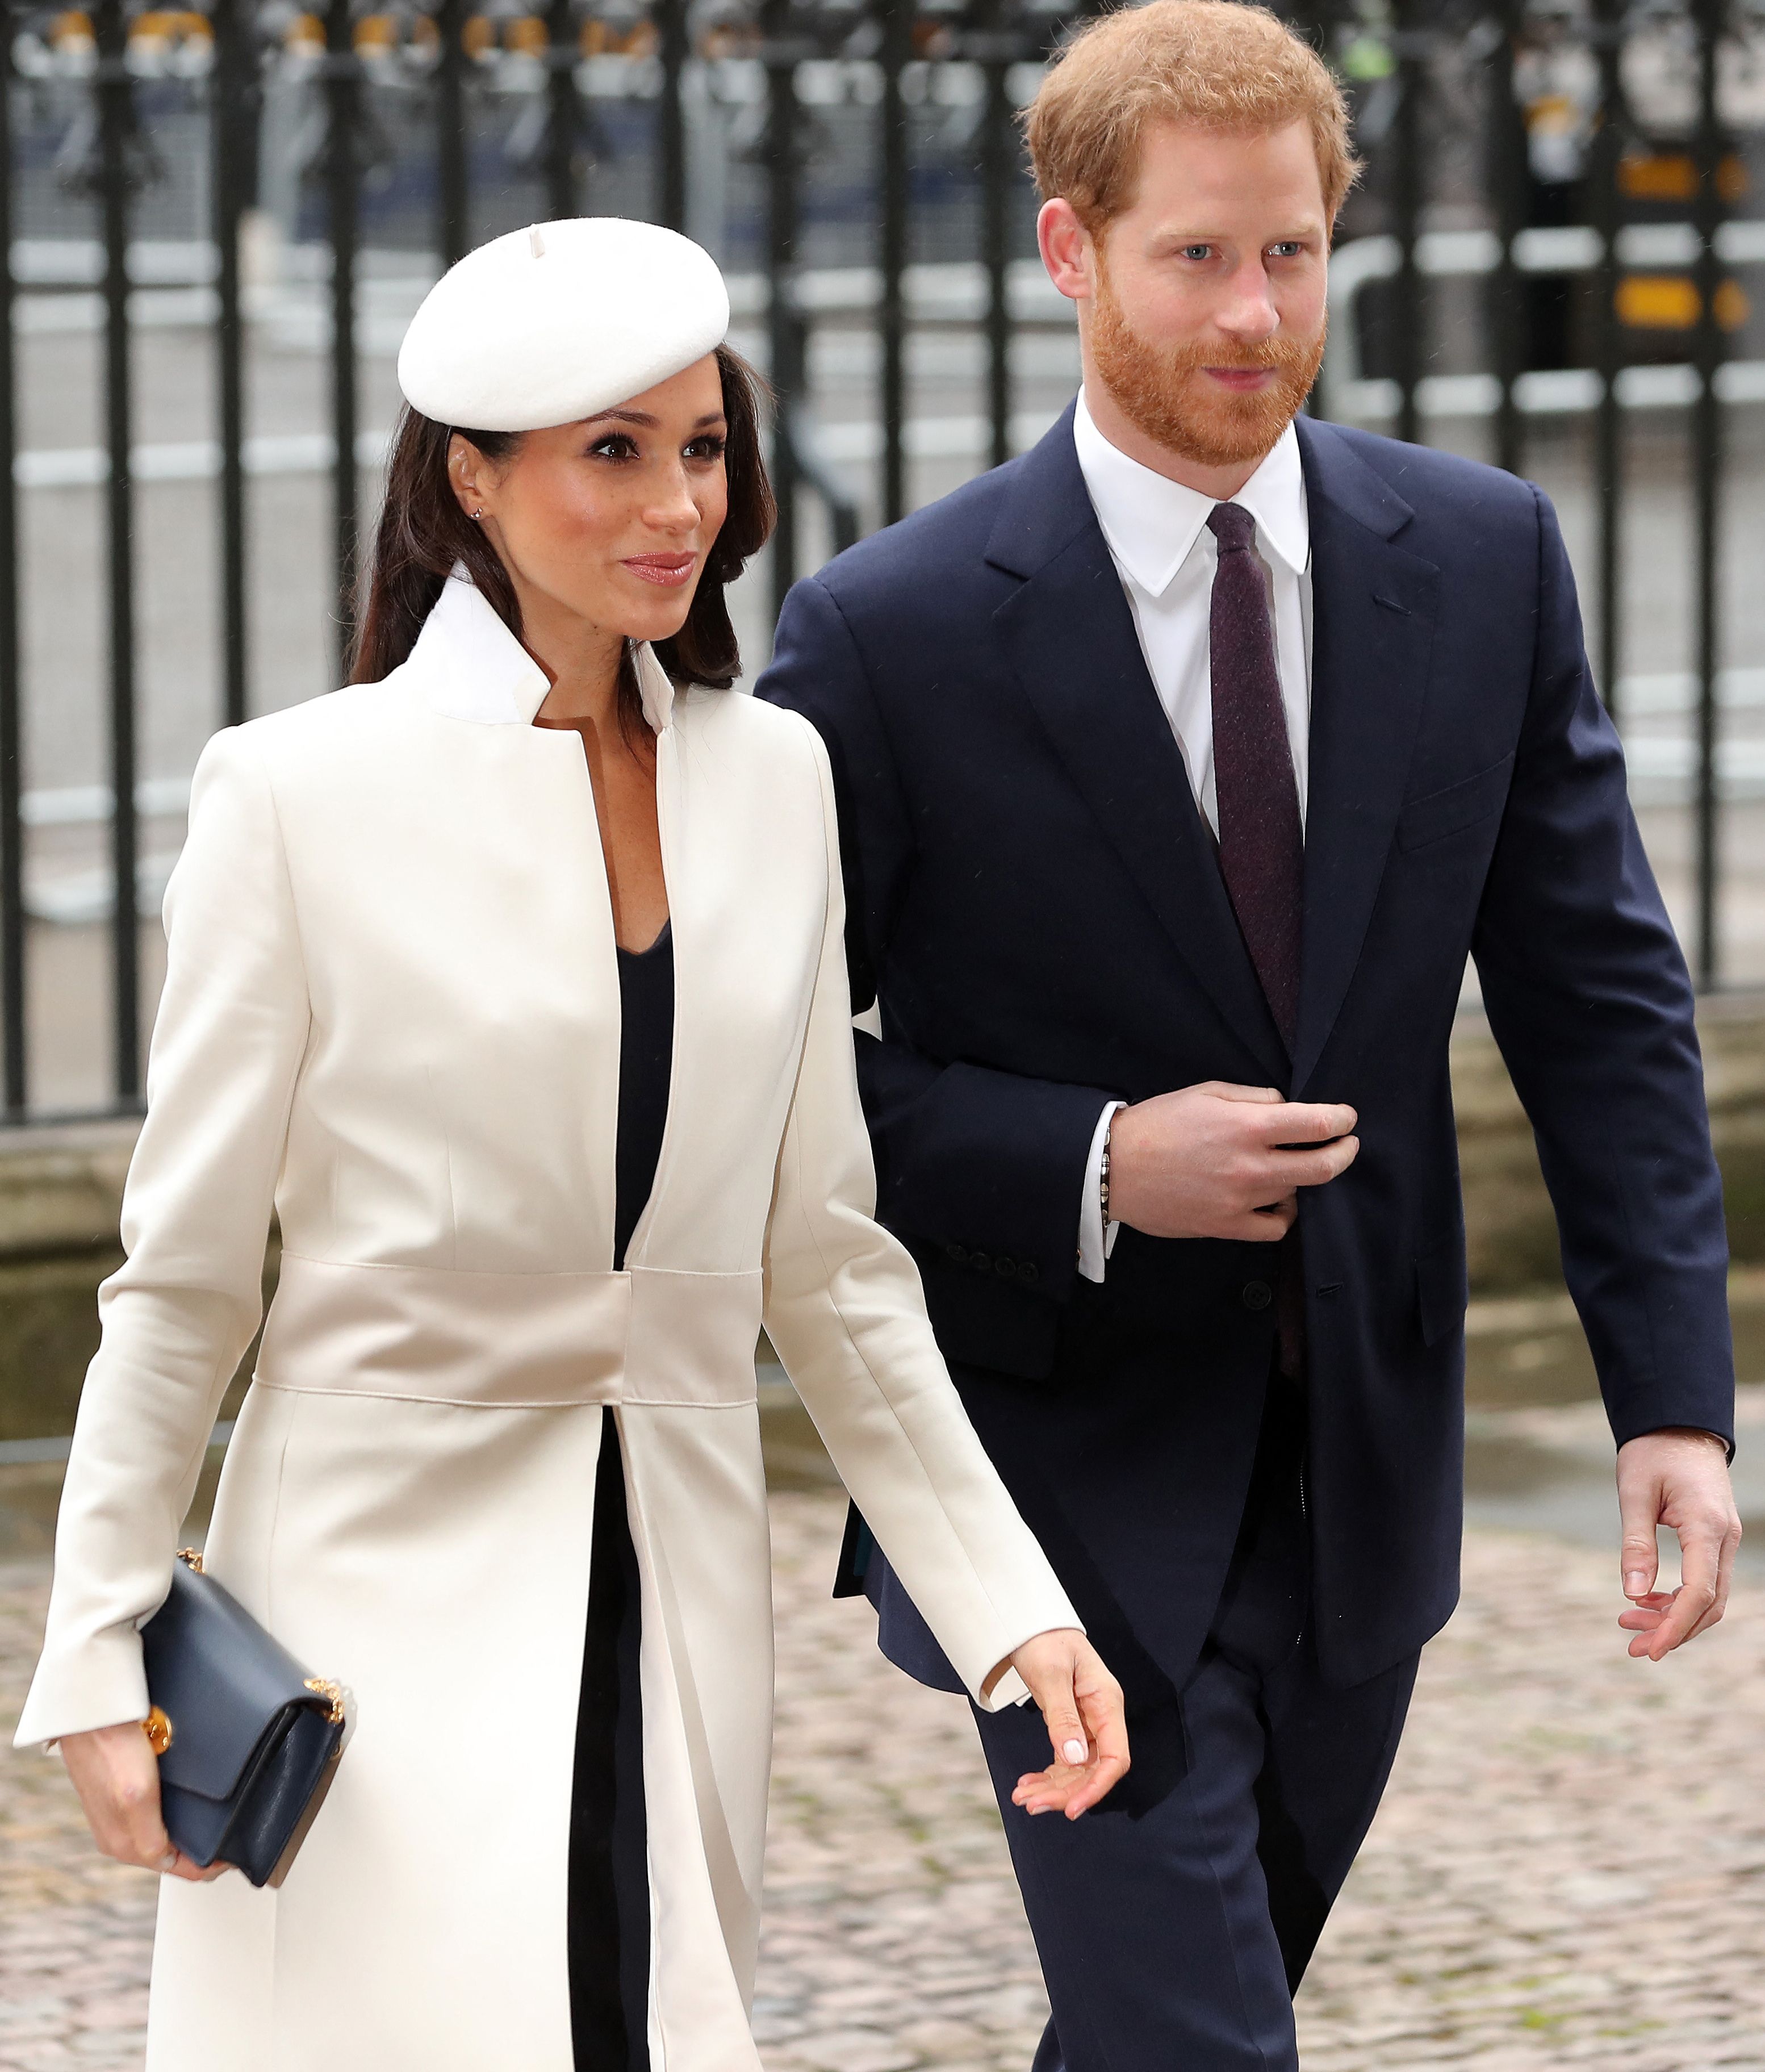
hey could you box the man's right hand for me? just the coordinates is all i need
[1107,1082,1359,1242]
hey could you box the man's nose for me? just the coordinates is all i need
[1216,264,1280,341]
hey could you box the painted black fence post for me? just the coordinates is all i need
[436,0,472,266]
[1691,0,1728,989]
[1590,0,1625,715]
[1485,0,1526,477]
[545,0,578,218]
[879,0,912,524]
[656,0,688,233]
[1390,0,1425,448]
[213,0,251,731]
[324,0,361,678]
[762,0,801,624]
[0,5,23,1117]
[974,0,1018,472]
[95,0,140,1103]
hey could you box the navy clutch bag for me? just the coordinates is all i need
[139,1550,347,1889]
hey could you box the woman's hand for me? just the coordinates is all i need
[58,1723,227,1881]
[996,1628,1129,1819]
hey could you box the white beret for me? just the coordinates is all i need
[397,217,730,433]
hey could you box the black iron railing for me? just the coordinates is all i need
[0,0,1761,1123]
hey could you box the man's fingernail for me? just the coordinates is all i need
[1062,1739,1088,1765]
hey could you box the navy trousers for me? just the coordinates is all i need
[973,1378,1418,2071]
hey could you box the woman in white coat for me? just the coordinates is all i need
[16,219,1127,2070]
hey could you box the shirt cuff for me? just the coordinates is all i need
[1077,1101,1126,1284]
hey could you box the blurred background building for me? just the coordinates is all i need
[2,0,1765,1456]
[2,0,1764,1117]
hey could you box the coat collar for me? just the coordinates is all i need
[985,407,1440,1090]
[987,406,1290,1083]
[1290,416,1439,1091]
[409,569,677,734]
[1072,389,1308,598]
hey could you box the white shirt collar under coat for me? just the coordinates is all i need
[1072,389,1309,599]
[409,569,676,734]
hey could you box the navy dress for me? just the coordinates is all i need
[567,919,673,2071]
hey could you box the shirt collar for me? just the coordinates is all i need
[409,567,676,733]
[1072,387,1310,599]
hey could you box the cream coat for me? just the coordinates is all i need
[18,575,1079,2071]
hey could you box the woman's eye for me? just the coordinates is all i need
[588,434,639,461]
[684,435,727,462]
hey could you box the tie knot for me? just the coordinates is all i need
[1207,502,1256,555]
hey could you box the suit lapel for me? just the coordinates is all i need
[989,414,1287,1083]
[1292,419,1441,1092]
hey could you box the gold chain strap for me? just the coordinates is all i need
[304,1678,346,1726]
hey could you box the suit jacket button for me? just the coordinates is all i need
[1017,1260,1040,1286]
[946,1242,969,1264]
[994,1255,1017,1279]
[1241,1280,1274,1311]
[971,1251,992,1275]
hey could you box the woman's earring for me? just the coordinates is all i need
[470,507,484,521]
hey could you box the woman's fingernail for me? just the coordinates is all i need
[1625,1571,1646,1595]
[1063,1739,1088,1765]
[158,1851,178,1872]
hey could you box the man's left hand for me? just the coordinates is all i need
[1616,1427,1742,1660]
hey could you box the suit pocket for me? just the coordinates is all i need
[1415,1234,1469,1348]
[1396,753,1516,853]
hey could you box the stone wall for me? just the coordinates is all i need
[1454,993,1765,1292]
[3,997,1762,1442]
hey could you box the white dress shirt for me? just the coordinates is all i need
[1072,389,1314,1280]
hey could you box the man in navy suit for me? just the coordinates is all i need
[759,3,1741,2063]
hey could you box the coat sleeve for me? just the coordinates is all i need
[1471,487,1733,1452]
[758,573,1113,1302]
[761,719,1081,1710]
[15,726,312,1748]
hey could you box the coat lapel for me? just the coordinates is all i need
[988,411,1287,1083]
[1291,418,1441,1093]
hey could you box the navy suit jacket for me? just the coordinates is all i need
[758,407,1734,1695]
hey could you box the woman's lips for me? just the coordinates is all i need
[622,553,698,588]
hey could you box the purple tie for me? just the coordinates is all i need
[1208,502,1307,1378]
[1206,502,1302,1050]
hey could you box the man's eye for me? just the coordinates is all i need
[1268,242,1304,259]
[1181,244,1213,262]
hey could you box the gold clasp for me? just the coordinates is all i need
[142,1706,173,1756]
[304,1678,346,1726]
[175,1547,205,1573]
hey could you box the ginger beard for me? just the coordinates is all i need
[1088,248,1327,470]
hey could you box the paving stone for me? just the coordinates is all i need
[3,1499,1763,2069]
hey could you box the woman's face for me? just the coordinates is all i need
[449,354,729,649]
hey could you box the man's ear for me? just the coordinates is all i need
[1038,197,1095,305]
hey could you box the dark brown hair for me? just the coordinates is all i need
[349,345,776,712]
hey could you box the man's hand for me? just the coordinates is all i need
[1107,1081,1359,1242]
[1615,1427,1742,1660]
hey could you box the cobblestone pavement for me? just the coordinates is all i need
[5,1497,1763,2071]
